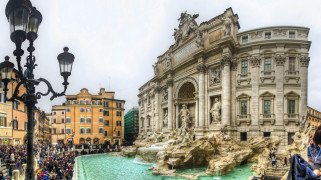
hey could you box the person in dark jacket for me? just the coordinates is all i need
[0,171,6,180]
[312,125,321,176]
[308,133,320,166]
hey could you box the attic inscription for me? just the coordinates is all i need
[173,40,198,65]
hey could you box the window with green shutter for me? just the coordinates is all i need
[264,57,271,71]
[241,61,248,74]
[240,101,247,114]
[288,100,295,114]
[264,100,271,114]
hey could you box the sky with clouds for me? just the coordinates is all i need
[0,0,320,113]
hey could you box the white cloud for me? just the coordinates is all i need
[0,0,320,112]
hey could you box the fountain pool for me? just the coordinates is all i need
[76,154,255,180]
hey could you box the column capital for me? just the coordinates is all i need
[196,62,207,72]
[300,56,310,67]
[221,54,232,66]
[250,57,261,68]
[166,79,173,87]
[231,59,238,71]
[154,86,162,93]
[275,55,286,66]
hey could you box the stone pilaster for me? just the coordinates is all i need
[300,56,310,118]
[231,59,237,126]
[144,98,148,132]
[175,103,179,129]
[197,61,207,128]
[167,78,174,130]
[221,55,231,126]
[250,57,260,127]
[275,55,285,127]
[154,86,161,131]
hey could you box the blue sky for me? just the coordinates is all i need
[0,0,320,113]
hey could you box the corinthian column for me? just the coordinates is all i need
[154,86,161,131]
[197,62,206,128]
[300,56,310,119]
[275,55,285,127]
[221,55,231,126]
[167,79,173,130]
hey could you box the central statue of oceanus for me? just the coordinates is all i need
[179,104,190,128]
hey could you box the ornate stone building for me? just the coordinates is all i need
[137,8,311,149]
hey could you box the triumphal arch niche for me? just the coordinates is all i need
[138,8,311,150]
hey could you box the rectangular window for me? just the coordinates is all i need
[241,132,247,141]
[79,100,83,104]
[117,121,122,126]
[264,132,271,137]
[73,100,77,104]
[104,101,109,107]
[86,108,91,112]
[241,61,248,74]
[53,128,56,134]
[104,120,109,126]
[289,57,295,72]
[116,102,121,108]
[61,118,65,123]
[86,118,91,123]
[117,131,120,136]
[80,108,85,112]
[264,57,271,71]
[80,128,85,134]
[240,101,247,115]
[66,118,71,123]
[288,100,295,114]
[0,93,5,103]
[61,129,65,134]
[288,132,295,145]
[86,100,90,105]
[67,100,71,104]
[99,118,103,123]
[104,111,109,116]
[92,101,96,105]
[242,36,248,43]
[13,101,19,110]
[53,119,56,123]
[117,111,122,117]
[265,32,271,39]
[98,101,102,105]
[99,109,103,113]
[289,31,295,39]
[0,117,6,127]
[104,131,108,136]
[80,118,85,123]
[86,128,91,134]
[24,122,27,130]
[66,108,70,112]
[99,128,103,134]
[264,100,271,114]
[66,129,71,134]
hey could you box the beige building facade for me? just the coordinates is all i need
[138,8,311,149]
[51,105,66,144]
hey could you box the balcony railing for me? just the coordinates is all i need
[261,70,275,76]
[284,113,300,125]
[238,73,251,79]
[285,70,299,76]
[259,114,275,125]
[236,114,251,125]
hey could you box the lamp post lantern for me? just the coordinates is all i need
[1,0,75,179]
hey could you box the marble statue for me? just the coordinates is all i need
[173,11,199,45]
[223,16,232,36]
[179,104,190,129]
[210,98,221,123]
[163,110,168,127]
[152,63,158,76]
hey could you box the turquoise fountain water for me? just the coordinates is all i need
[77,154,254,180]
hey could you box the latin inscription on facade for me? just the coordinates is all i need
[173,40,198,66]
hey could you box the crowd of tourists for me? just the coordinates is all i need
[0,143,121,179]
[0,144,77,180]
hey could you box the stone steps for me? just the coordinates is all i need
[265,166,289,179]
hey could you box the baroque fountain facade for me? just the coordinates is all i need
[137,7,311,150]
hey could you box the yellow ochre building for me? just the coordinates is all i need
[63,88,125,146]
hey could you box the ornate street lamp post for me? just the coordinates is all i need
[0,0,75,179]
